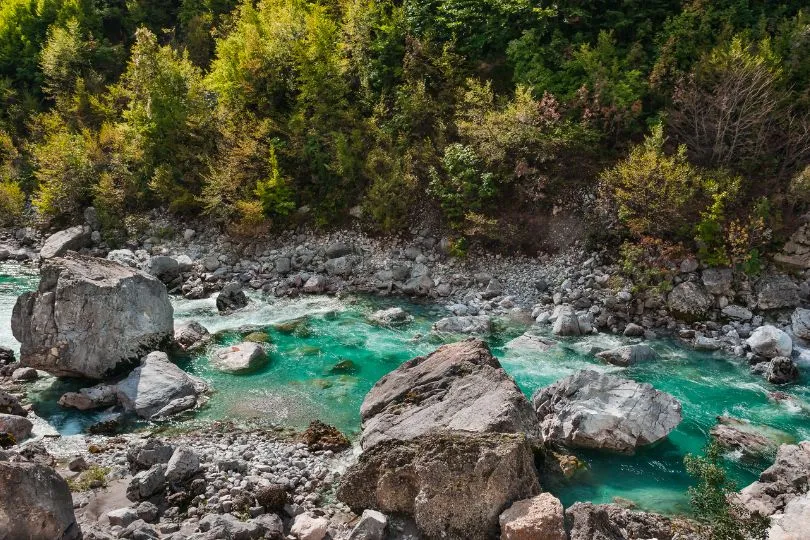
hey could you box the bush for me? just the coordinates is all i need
[429,143,496,227]
[32,127,94,222]
[0,179,24,225]
[362,147,419,232]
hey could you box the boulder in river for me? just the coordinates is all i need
[595,344,656,367]
[337,431,539,540]
[359,339,540,449]
[174,321,211,352]
[746,325,792,358]
[211,342,267,374]
[368,307,412,327]
[58,384,117,411]
[11,253,174,379]
[431,315,491,334]
[39,225,90,260]
[0,460,81,539]
[551,305,590,336]
[216,282,248,313]
[667,281,713,321]
[710,416,788,461]
[764,356,800,384]
[499,493,566,540]
[532,370,682,454]
[504,334,556,353]
[116,352,207,419]
[739,441,810,517]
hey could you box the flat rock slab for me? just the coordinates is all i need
[116,352,206,419]
[39,225,90,260]
[211,342,267,374]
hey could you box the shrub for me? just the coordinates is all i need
[32,127,94,222]
[429,143,496,227]
[362,147,419,232]
[0,179,25,225]
[255,147,295,219]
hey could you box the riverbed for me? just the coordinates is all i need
[2,262,809,516]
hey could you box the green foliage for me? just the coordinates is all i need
[684,443,769,540]
[32,125,94,222]
[67,465,110,492]
[255,147,295,219]
[0,180,25,225]
[362,146,419,232]
[429,143,496,227]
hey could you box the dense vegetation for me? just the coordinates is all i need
[0,0,809,264]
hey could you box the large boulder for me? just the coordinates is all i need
[701,268,734,295]
[499,493,566,540]
[746,325,792,358]
[566,502,698,540]
[146,255,180,283]
[0,413,33,442]
[11,254,174,379]
[768,492,810,540]
[174,321,211,352]
[211,342,267,374]
[116,352,206,419]
[532,370,682,454]
[791,307,810,340]
[710,416,786,461]
[0,461,81,539]
[667,281,713,321]
[216,282,248,313]
[39,225,90,260]
[337,431,540,540]
[359,339,539,449]
[595,344,656,367]
[765,356,800,384]
[757,273,800,310]
[0,390,26,416]
[432,315,491,335]
[739,441,810,517]
[58,384,117,411]
[551,305,590,336]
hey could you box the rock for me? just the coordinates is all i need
[135,501,158,523]
[504,334,555,353]
[622,323,645,337]
[107,249,139,268]
[126,464,166,501]
[165,447,200,483]
[127,439,174,472]
[18,441,55,467]
[432,315,491,334]
[693,335,721,351]
[348,509,387,540]
[325,242,353,259]
[595,344,655,367]
[499,493,566,540]
[791,307,810,340]
[58,384,118,411]
[211,342,267,374]
[0,390,26,416]
[12,254,174,379]
[302,275,328,293]
[198,513,264,540]
[552,305,587,336]
[722,304,753,321]
[757,273,800,310]
[301,420,350,452]
[290,513,328,540]
[702,268,733,295]
[255,483,288,510]
[739,441,810,517]
[116,352,205,419]
[0,413,33,442]
[146,256,179,283]
[325,255,353,276]
[769,492,810,540]
[368,307,412,327]
[746,325,792,358]
[216,282,248,313]
[667,281,713,320]
[765,356,800,384]
[337,431,539,540]
[107,507,137,527]
[0,461,80,539]
[174,321,211,352]
[566,502,690,540]
[0,346,14,365]
[532,370,682,454]
[710,416,784,461]
[120,519,158,539]
[39,225,90,259]
[482,278,504,299]
[359,339,539,449]
[68,456,88,472]
[11,367,37,381]
[253,513,284,538]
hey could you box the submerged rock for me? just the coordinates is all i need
[11,253,174,379]
[211,342,267,374]
[499,493,566,540]
[116,352,206,419]
[0,460,80,539]
[746,325,792,358]
[368,307,412,327]
[710,416,787,461]
[739,441,810,517]
[337,431,539,540]
[359,339,539,449]
[532,370,682,454]
[39,225,90,260]
[595,344,656,367]
[431,315,491,334]
[504,334,556,353]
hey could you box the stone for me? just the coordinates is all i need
[211,342,267,374]
[120,519,158,539]
[325,242,353,259]
[667,281,713,320]
[107,507,138,527]
[68,456,88,472]
[765,356,800,384]
[622,323,645,337]
[432,315,491,334]
[499,493,566,540]
[302,275,327,293]
[165,447,200,483]
[58,384,117,411]
[290,513,328,540]
[126,464,166,501]
[198,513,264,540]
[368,307,412,327]
[504,334,555,353]
[768,492,810,540]
[11,367,37,381]
[174,321,211,352]
[146,256,179,283]
[566,502,690,540]
[739,441,810,517]
[359,339,539,449]
[0,346,14,365]
[216,282,248,313]
[40,225,91,259]
[746,325,792,358]
[325,256,353,276]
[722,304,753,321]
[12,254,174,379]
[532,370,682,454]
[710,416,785,461]
[253,513,283,538]
[337,431,539,540]
[107,249,139,268]
[702,268,733,295]
[348,509,387,540]
[0,413,33,442]
[0,461,80,539]
[595,344,655,367]
[135,501,158,523]
[116,352,205,419]
[791,307,810,340]
[693,335,721,351]
[301,420,350,451]
[127,439,174,472]
[84,206,100,230]
[255,483,288,510]
[0,390,26,416]
[552,305,586,336]
[757,273,800,310]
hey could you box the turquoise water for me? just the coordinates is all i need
[1,263,809,514]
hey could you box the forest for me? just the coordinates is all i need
[0,0,809,270]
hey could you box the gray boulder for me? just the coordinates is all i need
[126,464,166,501]
[0,390,26,416]
[348,509,387,540]
[791,307,810,340]
[768,492,810,539]
[0,413,33,442]
[722,304,753,321]
[432,315,491,335]
[325,242,353,259]
[325,255,353,276]
[746,325,792,358]
[58,384,117,411]
[710,416,785,461]
[552,305,588,336]
[12,254,174,379]
[216,282,248,313]
[739,441,810,517]
[765,356,800,384]
[174,321,211,352]
[566,502,697,540]
[337,431,539,540]
[127,439,174,472]
[667,281,713,320]
[106,249,139,268]
[211,342,267,374]
[504,334,556,353]
[116,352,206,419]
[0,461,80,539]
[359,339,540,449]
[145,256,179,283]
[199,513,265,539]
[368,307,412,327]
[532,370,682,454]
[595,344,656,367]
[757,273,800,310]
[701,268,733,295]
[165,447,200,483]
[39,225,90,260]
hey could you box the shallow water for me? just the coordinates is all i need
[2,263,809,514]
